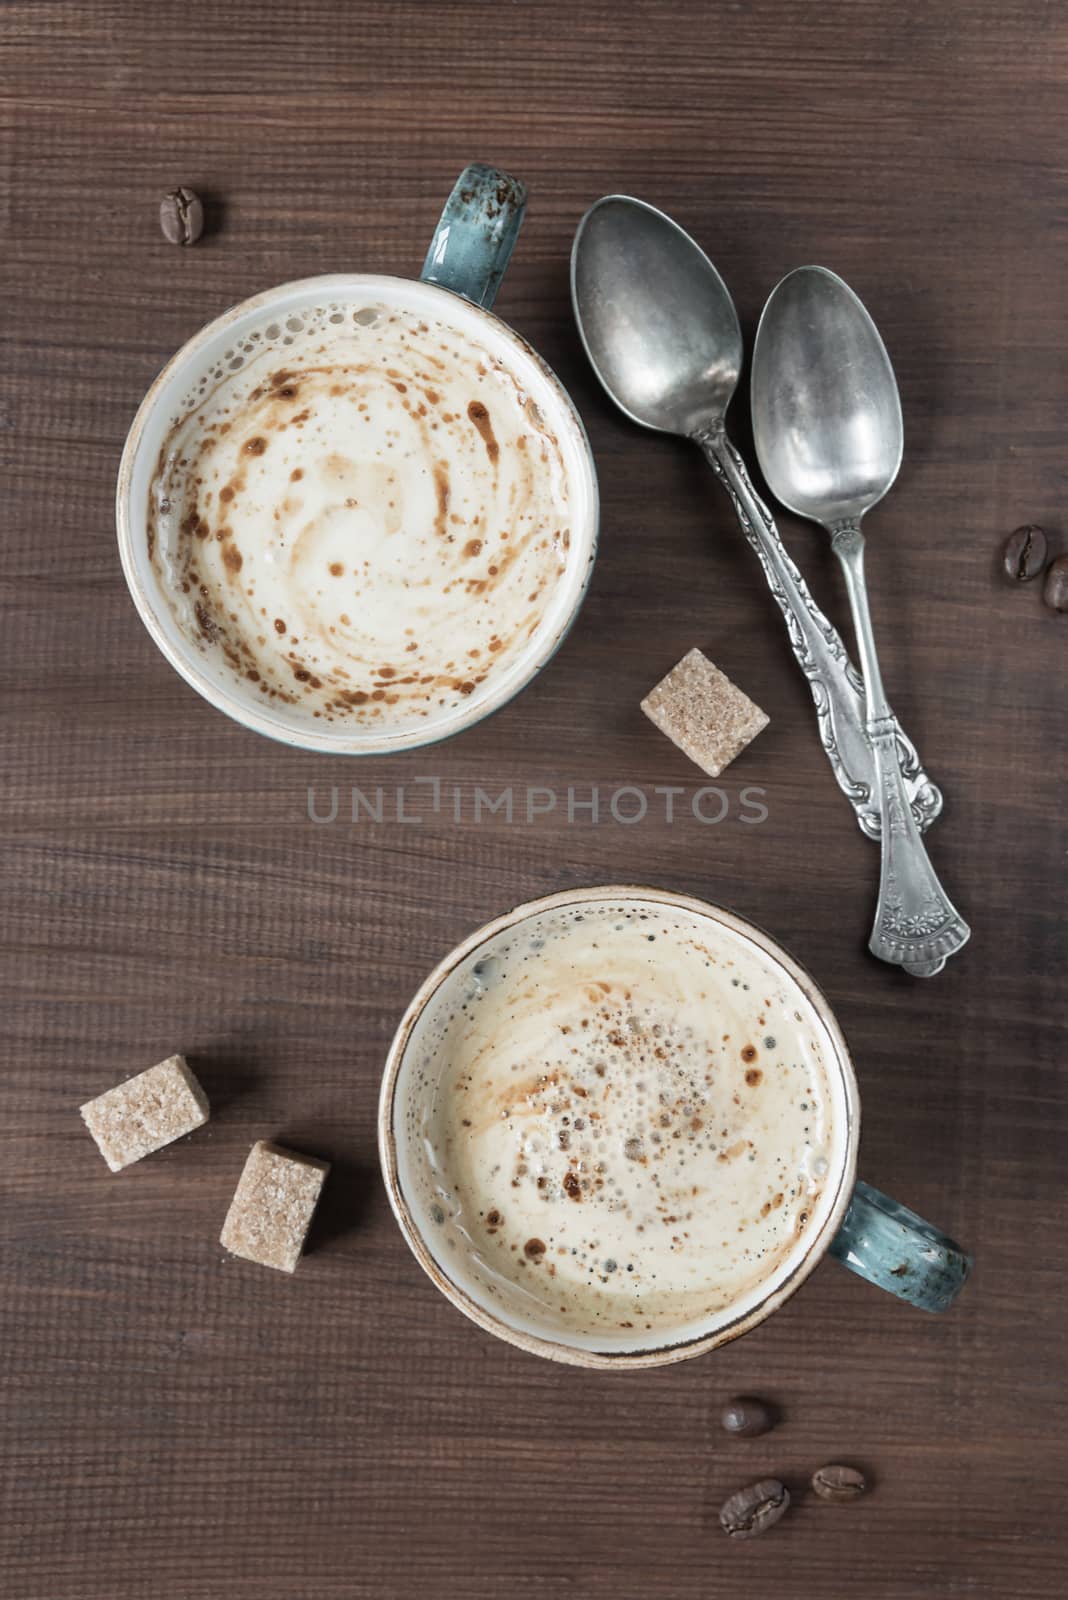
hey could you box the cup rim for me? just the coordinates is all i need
[379,884,861,1369]
[115,272,600,756]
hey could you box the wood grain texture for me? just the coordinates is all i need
[2,2,1066,1595]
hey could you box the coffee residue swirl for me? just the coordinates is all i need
[404,901,838,1343]
[147,301,574,729]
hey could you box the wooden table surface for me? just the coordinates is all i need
[3,2,1066,1595]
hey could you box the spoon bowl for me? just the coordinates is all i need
[571,195,742,434]
[751,265,904,529]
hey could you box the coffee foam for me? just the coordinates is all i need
[399,900,842,1346]
[146,294,578,733]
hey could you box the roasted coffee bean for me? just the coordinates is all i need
[720,1396,774,1437]
[160,188,204,246]
[719,1478,790,1539]
[1002,524,1048,582]
[811,1463,868,1503]
[1043,554,1068,613]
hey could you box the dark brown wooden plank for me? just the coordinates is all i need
[2,2,1066,1595]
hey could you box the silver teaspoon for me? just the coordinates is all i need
[570,195,941,842]
[751,265,969,976]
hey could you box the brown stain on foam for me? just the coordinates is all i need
[467,400,499,464]
[432,463,450,537]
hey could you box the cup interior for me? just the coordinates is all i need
[116,274,599,754]
[380,887,859,1368]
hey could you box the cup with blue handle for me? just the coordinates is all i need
[117,166,598,753]
[380,886,971,1367]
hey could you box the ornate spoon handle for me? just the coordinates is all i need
[694,424,942,840]
[831,524,969,975]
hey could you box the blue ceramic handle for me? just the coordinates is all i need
[829,1180,971,1312]
[421,164,527,310]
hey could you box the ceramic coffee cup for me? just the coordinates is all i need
[116,166,598,754]
[379,886,971,1368]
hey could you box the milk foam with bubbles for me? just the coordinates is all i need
[148,294,577,732]
[401,898,842,1344]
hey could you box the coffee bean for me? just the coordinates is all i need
[1043,554,1068,613]
[811,1463,868,1503]
[160,188,204,246]
[1002,524,1048,582]
[720,1396,773,1437]
[719,1478,790,1539]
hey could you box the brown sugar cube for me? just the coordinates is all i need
[80,1054,209,1172]
[220,1141,330,1273]
[641,648,769,777]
